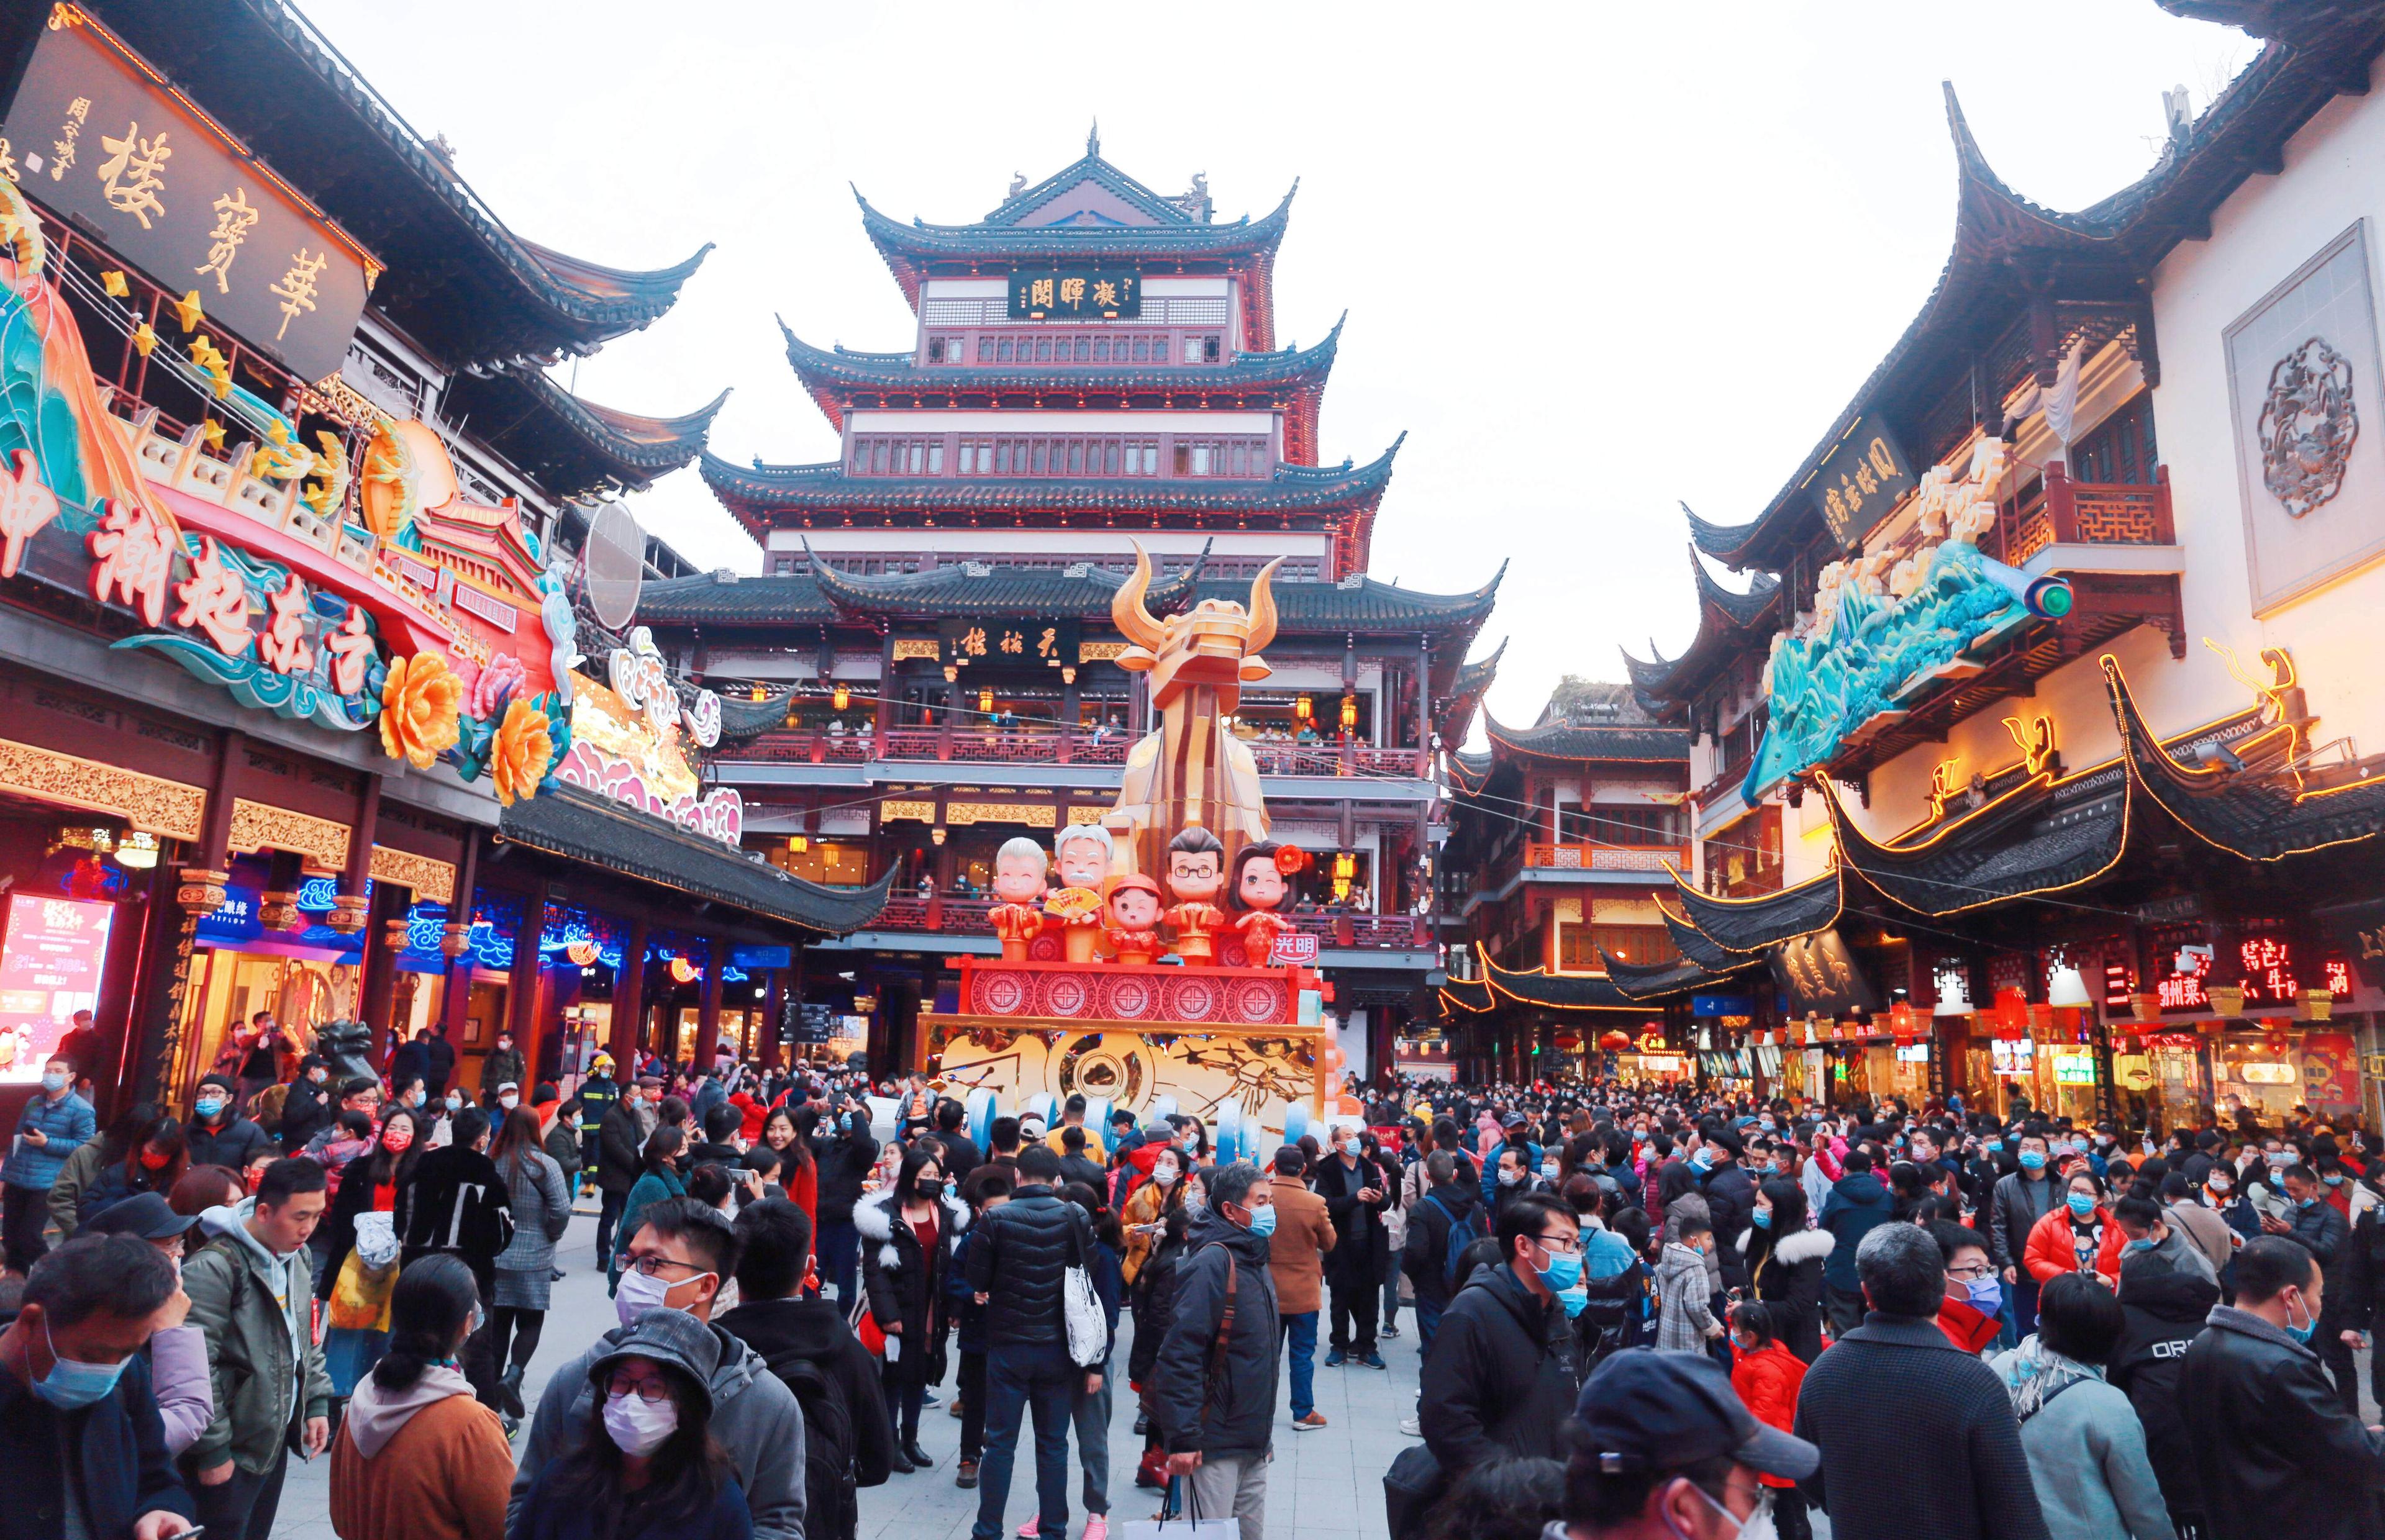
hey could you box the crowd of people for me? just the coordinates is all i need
[7,1036,2385,1540]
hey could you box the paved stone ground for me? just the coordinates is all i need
[273,1210,2375,1540]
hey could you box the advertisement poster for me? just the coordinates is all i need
[0,894,116,1083]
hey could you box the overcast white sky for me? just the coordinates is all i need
[304,0,2249,734]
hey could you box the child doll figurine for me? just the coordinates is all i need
[1102,873,1165,966]
[1161,825,1227,963]
[988,836,1051,961]
[1228,840,1304,965]
[1045,824,1113,962]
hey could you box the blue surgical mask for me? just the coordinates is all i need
[1691,1150,1714,1172]
[1963,1275,2004,1315]
[2019,1151,2047,1171]
[30,1316,130,1410]
[1342,1138,1361,1158]
[1536,1246,1584,1293]
[40,1071,67,1094]
[1555,1282,1589,1320]
[2067,1193,2097,1219]
[1245,1203,1277,1238]
[2124,1238,2155,1255]
[1984,1140,2003,1153]
[1751,1207,1773,1230]
[1540,1161,1559,1180]
[2324,1174,2345,1187]
[194,1094,226,1118]
[2284,1291,2318,1345]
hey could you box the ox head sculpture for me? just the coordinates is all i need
[1111,540,1282,712]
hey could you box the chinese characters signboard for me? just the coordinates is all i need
[0,893,114,1084]
[1,14,377,380]
[1809,414,1917,551]
[1768,928,1879,1018]
[938,618,1079,669]
[2156,931,2353,1012]
[1007,269,1140,320]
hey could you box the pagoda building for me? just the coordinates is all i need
[643,135,1504,1076]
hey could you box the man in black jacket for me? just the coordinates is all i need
[422,1023,458,1102]
[1312,1125,1390,1367]
[1419,1192,1586,1479]
[815,1108,881,1313]
[275,1056,334,1151]
[719,1198,893,1540]
[1792,1221,2050,1540]
[2110,1238,2221,1535]
[1400,1151,1481,1351]
[400,1107,514,1406]
[1698,1130,1756,1292]
[183,1075,273,1172]
[963,1143,1097,1540]
[930,1098,985,1185]
[2180,1234,2385,1540]
[1989,1129,2060,1336]
[2337,1169,2385,1418]
[1152,1159,1279,1540]
[595,1079,647,1264]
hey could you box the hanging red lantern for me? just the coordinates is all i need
[1598,1029,1632,1051]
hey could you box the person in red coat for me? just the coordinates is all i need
[1729,1300,1812,1540]
[2025,1169,2125,1290]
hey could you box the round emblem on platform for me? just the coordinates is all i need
[1162,974,1222,1023]
[1039,971,1093,1017]
[1104,973,1158,1020]
[1216,938,1250,968]
[1027,931,1064,962]
[1229,978,1287,1025]
[974,971,1031,1015]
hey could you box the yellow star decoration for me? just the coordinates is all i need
[200,419,225,450]
[173,289,205,332]
[188,335,232,400]
[130,321,157,357]
[100,269,128,298]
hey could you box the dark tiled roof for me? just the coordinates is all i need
[700,438,1401,538]
[1600,954,1732,1002]
[1479,953,1642,1012]
[499,784,893,933]
[1661,905,1743,973]
[778,316,1340,431]
[1438,976,1495,1016]
[1670,869,1842,955]
[1484,715,1691,764]
[1821,772,2130,918]
[443,368,724,500]
[89,1,711,368]
[713,689,794,741]
[635,572,838,625]
[803,549,1204,620]
[1438,638,1506,746]
[979,146,1206,227]
[1191,567,1500,630]
[1622,551,1782,710]
[2102,656,2385,861]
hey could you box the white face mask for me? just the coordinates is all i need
[1683,1479,1776,1540]
[613,1264,712,1329]
[602,1388,679,1457]
[500,1095,519,1110]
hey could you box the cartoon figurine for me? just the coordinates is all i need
[1228,840,1304,965]
[988,836,1051,961]
[1161,825,1227,963]
[1045,823,1113,962]
[1103,873,1165,966]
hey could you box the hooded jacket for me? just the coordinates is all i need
[328,1364,512,1540]
[2179,1304,2385,1540]
[716,1293,897,1494]
[1417,1260,1586,1474]
[1150,1213,1280,1462]
[508,1315,808,1540]
[1815,1171,1893,1292]
[2109,1262,2220,1524]
[1740,1226,1830,1362]
[181,1198,334,1474]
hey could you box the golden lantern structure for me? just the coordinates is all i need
[1340,694,1358,730]
[1296,694,1314,720]
[832,682,851,712]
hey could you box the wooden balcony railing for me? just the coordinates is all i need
[721,730,1419,774]
[2007,463,2174,565]
[1524,842,1688,873]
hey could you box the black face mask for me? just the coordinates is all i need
[914,1180,944,1202]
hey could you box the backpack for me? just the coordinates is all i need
[761,1344,861,1540]
[1422,1192,1486,1290]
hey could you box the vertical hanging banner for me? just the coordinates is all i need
[0,8,379,380]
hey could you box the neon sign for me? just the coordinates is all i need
[0,895,115,1085]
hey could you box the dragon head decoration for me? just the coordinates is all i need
[1110,540,1282,712]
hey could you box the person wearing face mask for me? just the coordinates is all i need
[1151,1161,1283,1540]
[1989,1272,2173,1540]
[3,1055,91,1274]
[511,1315,753,1540]
[1415,1192,1589,1510]
[814,1102,882,1315]
[513,1201,805,1540]
[0,1232,198,1540]
[596,1080,651,1266]
[1120,1146,1188,1283]
[327,1254,512,1540]
[1724,1302,1814,1540]
[182,1072,271,1173]
[1990,1131,2061,1338]
[276,1054,337,1150]
[1265,1143,1338,1433]
[479,1032,525,1112]
[2108,1196,2222,1538]
[2179,1234,2385,1540]
[855,1146,966,1472]
[2155,1170,2238,1282]
[1312,1124,1391,1369]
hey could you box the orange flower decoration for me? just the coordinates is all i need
[1274,844,1311,874]
[490,697,554,807]
[379,652,462,769]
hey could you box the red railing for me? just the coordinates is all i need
[720,729,1414,774]
[1524,842,1688,873]
[2007,463,2174,564]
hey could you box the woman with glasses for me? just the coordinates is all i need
[512,1335,752,1540]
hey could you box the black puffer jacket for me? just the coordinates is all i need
[1401,1181,1483,1308]
[1127,1227,1188,1387]
[2109,1262,2220,1524]
[1417,1261,1586,1475]
[2338,1201,2385,1333]
[2181,1305,2385,1540]
[1701,1162,1757,1290]
[963,1185,1092,1348]
[1150,1215,1279,1461]
[1313,1151,1391,1286]
[814,1128,881,1226]
[596,1099,643,1197]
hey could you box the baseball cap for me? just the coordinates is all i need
[84,1192,199,1243]
[1573,1350,1817,1482]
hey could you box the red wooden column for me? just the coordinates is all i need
[609,915,650,1071]
[759,967,784,1070]
[692,938,725,1069]
[439,836,481,1047]
[504,878,551,1087]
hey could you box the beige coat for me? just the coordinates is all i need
[1268,1181,1338,1315]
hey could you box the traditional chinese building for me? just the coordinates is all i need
[638,134,1504,1076]
[1434,680,1692,1081]
[0,2,881,1124]
[1620,0,2385,1130]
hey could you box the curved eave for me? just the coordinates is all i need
[1660,904,1742,974]
[632,573,841,628]
[1437,637,1506,745]
[1599,952,1740,1002]
[519,237,716,317]
[2102,654,2385,861]
[442,369,724,500]
[1438,977,1496,1017]
[1667,867,1842,956]
[799,542,1202,620]
[778,314,1341,433]
[1684,501,1767,563]
[1478,951,1644,1012]
[700,437,1399,541]
[1817,772,2129,918]
[1481,713,1690,766]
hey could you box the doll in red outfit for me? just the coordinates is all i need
[1102,873,1165,966]
[1161,825,1227,963]
[1227,840,1304,966]
[988,836,1051,960]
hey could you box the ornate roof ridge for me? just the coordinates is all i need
[979,142,1203,227]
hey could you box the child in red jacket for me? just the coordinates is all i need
[1729,1301,1812,1540]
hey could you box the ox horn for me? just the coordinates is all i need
[1112,540,1166,651]
[1243,557,1283,657]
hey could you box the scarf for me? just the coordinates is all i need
[1997,1334,2101,1423]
